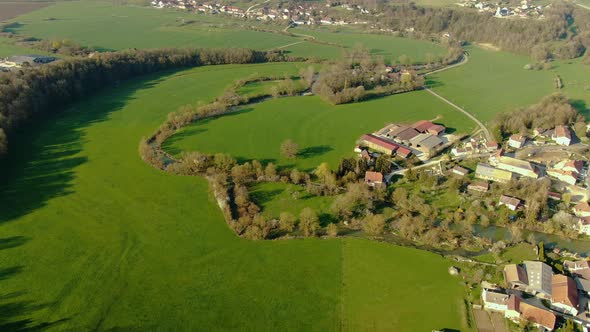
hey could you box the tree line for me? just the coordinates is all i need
[346,1,589,60]
[0,47,296,157]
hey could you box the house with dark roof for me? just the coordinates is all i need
[523,261,553,299]
[451,165,469,177]
[412,120,446,135]
[2,55,56,68]
[482,289,509,312]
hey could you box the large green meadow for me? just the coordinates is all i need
[164,90,476,171]
[0,62,470,331]
[429,46,590,122]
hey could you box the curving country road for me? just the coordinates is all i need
[421,53,493,141]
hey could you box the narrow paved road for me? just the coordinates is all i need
[425,87,492,141]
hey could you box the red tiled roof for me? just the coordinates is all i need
[412,120,434,133]
[555,125,572,139]
[552,274,579,309]
[507,294,521,311]
[397,147,412,158]
[427,124,445,135]
[500,195,521,207]
[520,302,556,330]
[364,171,383,183]
[361,134,399,152]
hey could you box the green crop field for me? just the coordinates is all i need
[428,46,557,123]
[164,90,477,171]
[0,62,470,331]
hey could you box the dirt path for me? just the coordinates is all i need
[270,40,305,50]
[422,53,469,76]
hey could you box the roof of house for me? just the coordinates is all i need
[476,163,514,182]
[500,195,521,207]
[574,202,590,213]
[552,274,579,309]
[564,260,590,272]
[397,146,412,157]
[520,302,556,330]
[486,141,498,148]
[483,289,509,305]
[415,135,443,149]
[504,264,528,285]
[361,134,399,152]
[428,124,445,134]
[452,166,469,175]
[554,160,584,173]
[498,156,536,173]
[554,125,572,140]
[364,171,383,183]
[523,261,553,295]
[547,191,562,200]
[507,294,521,311]
[375,123,398,136]
[394,127,421,141]
[509,134,526,143]
[575,276,590,292]
[468,181,489,191]
[412,120,434,133]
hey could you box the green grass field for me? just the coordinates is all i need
[3,1,450,62]
[428,46,557,123]
[164,91,477,171]
[250,182,335,220]
[0,62,470,331]
[290,27,447,63]
[0,35,51,57]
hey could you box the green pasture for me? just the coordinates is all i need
[0,35,50,57]
[428,46,556,123]
[0,62,470,331]
[164,90,477,171]
[550,58,590,118]
[250,182,335,220]
[291,27,447,63]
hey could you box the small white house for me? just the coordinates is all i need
[552,125,572,146]
[508,134,526,149]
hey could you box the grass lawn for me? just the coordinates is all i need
[428,46,556,123]
[0,62,470,330]
[164,91,477,171]
[250,182,335,221]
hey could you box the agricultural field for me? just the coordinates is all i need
[0,1,49,21]
[164,91,477,171]
[428,46,557,123]
[3,1,451,61]
[0,62,471,331]
[551,58,590,118]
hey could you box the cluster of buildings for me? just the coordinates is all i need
[451,135,498,157]
[456,0,547,19]
[358,120,447,160]
[0,55,56,71]
[482,259,590,331]
[508,125,574,149]
[151,0,369,25]
[475,152,543,184]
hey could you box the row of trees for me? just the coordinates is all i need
[311,48,424,104]
[373,1,589,60]
[0,47,295,157]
